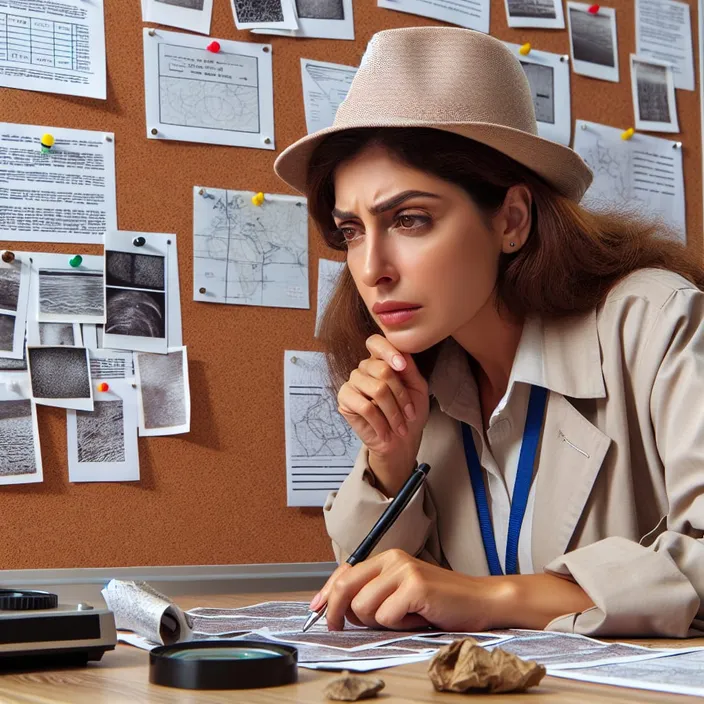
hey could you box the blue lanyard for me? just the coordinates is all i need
[461,385,548,576]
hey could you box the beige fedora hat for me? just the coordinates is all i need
[274,26,592,202]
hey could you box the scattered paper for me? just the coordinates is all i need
[193,188,309,309]
[630,54,679,133]
[143,28,275,150]
[574,120,685,240]
[29,253,105,325]
[504,43,571,146]
[0,253,30,359]
[102,579,193,646]
[0,382,42,485]
[550,648,704,698]
[0,122,117,243]
[103,231,169,355]
[0,0,106,99]
[230,0,298,30]
[301,59,356,134]
[377,0,490,33]
[27,345,93,411]
[636,0,694,91]
[284,351,361,507]
[567,2,619,83]
[145,0,214,36]
[504,0,564,29]
[135,346,190,436]
[67,379,139,483]
[251,0,355,40]
[315,259,345,336]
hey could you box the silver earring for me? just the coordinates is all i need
[509,242,516,248]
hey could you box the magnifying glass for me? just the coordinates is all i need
[149,640,298,690]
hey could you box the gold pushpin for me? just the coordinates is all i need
[519,43,531,56]
[252,192,265,206]
[41,133,55,153]
[621,128,635,140]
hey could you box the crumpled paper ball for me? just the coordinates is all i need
[324,672,386,701]
[427,638,546,694]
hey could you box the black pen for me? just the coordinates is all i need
[301,462,432,633]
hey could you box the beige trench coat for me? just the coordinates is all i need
[323,268,704,638]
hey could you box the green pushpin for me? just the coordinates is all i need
[69,255,83,268]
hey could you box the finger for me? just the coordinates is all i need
[360,358,416,422]
[365,336,427,394]
[337,407,378,447]
[348,575,402,629]
[312,563,351,609]
[374,581,433,631]
[349,369,407,437]
[338,383,392,442]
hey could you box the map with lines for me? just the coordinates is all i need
[193,187,309,308]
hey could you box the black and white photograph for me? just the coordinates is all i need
[505,0,564,29]
[231,0,298,29]
[38,268,105,323]
[105,289,166,340]
[0,397,42,485]
[144,0,213,35]
[296,0,344,20]
[631,55,679,133]
[67,381,140,482]
[0,347,27,370]
[77,400,125,463]
[156,0,204,8]
[38,322,79,347]
[520,61,555,123]
[0,313,15,352]
[0,266,20,312]
[27,346,94,411]
[136,346,191,436]
[105,251,166,291]
[567,3,619,82]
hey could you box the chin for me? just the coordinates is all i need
[384,329,445,355]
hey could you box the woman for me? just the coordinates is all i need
[274,27,704,638]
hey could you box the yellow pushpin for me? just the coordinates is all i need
[40,133,55,153]
[621,127,635,141]
[251,191,265,207]
[519,43,531,56]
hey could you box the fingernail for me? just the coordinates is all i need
[404,403,416,421]
[397,424,407,437]
[310,592,322,611]
[392,355,405,371]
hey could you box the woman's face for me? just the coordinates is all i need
[333,144,526,353]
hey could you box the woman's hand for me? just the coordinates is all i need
[313,549,513,633]
[337,335,430,494]
[310,550,595,632]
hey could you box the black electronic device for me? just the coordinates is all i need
[0,589,117,669]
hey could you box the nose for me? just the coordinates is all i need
[359,226,397,288]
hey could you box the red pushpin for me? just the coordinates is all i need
[97,382,110,393]
[588,4,600,13]
[206,41,221,53]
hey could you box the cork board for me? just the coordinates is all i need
[0,0,700,569]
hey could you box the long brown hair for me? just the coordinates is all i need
[308,127,704,391]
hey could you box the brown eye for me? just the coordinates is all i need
[395,214,429,231]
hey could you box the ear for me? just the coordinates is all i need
[498,185,533,254]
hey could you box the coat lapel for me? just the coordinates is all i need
[531,393,612,571]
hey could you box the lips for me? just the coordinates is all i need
[372,301,421,314]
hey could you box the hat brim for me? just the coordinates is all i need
[274,119,593,203]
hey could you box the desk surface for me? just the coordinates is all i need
[1,590,701,703]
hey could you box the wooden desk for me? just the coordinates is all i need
[0,590,700,703]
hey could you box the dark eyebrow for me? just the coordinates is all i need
[332,190,441,220]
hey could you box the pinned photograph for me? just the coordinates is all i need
[37,268,105,324]
[67,380,139,482]
[135,346,190,436]
[0,256,30,359]
[631,55,679,133]
[38,322,82,347]
[231,0,298,30]
[567,2,619,83]
[27,345,94,411]
[253,0,354,39]
[505,43,572,146]
[145,0,214,35]
[504,0,565,29]
[103,231,169,355]
[0,388,42,486]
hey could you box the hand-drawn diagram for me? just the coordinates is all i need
[194,188,309,309]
